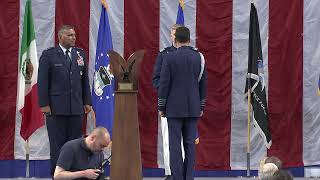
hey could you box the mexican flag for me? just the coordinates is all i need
[17,0,44,141]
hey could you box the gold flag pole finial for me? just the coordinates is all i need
[101,0,109,11]
[178,0,185,10]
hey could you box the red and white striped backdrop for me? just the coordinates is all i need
[0,0,320,170]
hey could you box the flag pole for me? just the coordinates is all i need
[247,1,253,176]
[25,139,30,178]
[247,87,251,177]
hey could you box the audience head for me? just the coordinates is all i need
[258,156,268,177]
[259,163,279,180]
[265,156,282,169]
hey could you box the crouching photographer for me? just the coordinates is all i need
[54,127,111,180]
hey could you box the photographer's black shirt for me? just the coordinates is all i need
[56,137,104,179]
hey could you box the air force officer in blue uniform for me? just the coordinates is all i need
[152,24,182,90]
[152,24,182,180]
[37,25,92,175]
[158,26,207,180]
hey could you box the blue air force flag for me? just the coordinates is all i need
[92,2,115,137]
[176,0,185,25]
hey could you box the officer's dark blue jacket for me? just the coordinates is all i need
[152,46,176,90]
[38,46,91,115]
[158,46,207,118]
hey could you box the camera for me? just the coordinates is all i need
[96,158,111,180]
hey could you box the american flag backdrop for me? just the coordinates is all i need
[0,0,320,173]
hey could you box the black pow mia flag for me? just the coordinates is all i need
[245,3,272,149]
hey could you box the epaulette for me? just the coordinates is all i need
[160,46,177,54]
[73,47,84,51]
[190,47,199,52]
[44,47,55,51]
[159,46,171,53]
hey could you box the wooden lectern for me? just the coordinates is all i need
[108,50,145,180]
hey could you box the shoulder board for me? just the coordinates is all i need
[160,46,176,53]
[44,47,55,51]
[190,47,199,52]
[73,47,84,51]
[159,47,170,53]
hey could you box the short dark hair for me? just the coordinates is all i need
[272,170,293,180]
[58,25,75,37]
[175,26,190,43]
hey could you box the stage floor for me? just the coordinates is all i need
[0,178,316,180]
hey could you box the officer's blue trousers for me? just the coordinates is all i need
[46,114,83,175]
[167,117,198,180]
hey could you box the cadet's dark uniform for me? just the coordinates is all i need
[158,46,207,180]
[37,45,91,174]
[152,45,176,90]
[152,46,177,176]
